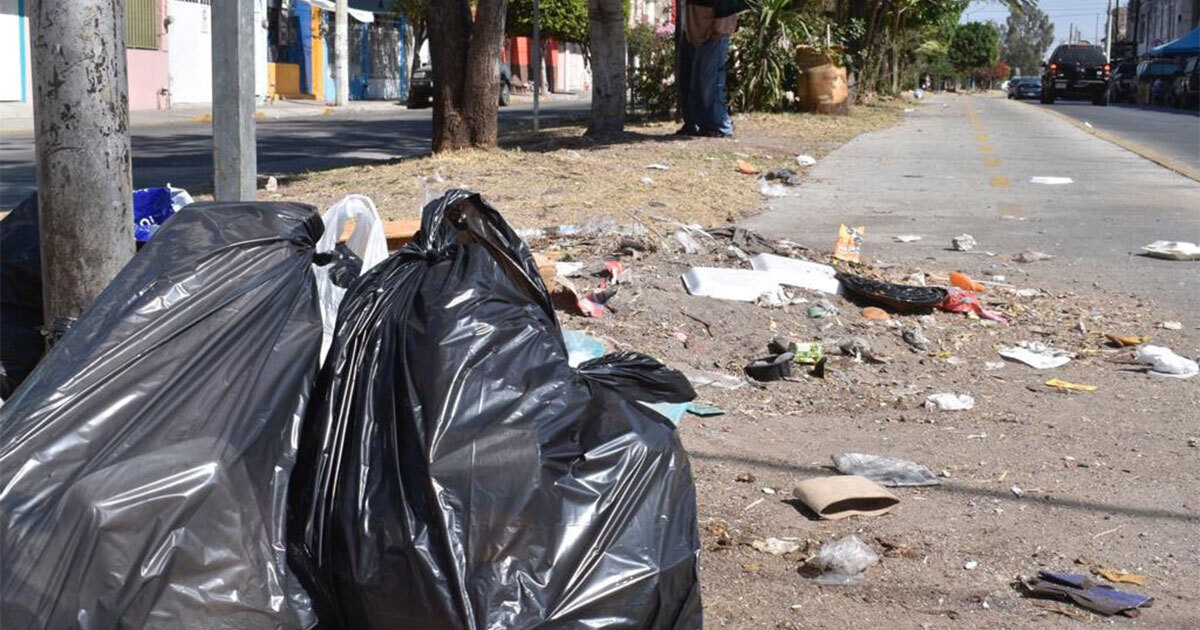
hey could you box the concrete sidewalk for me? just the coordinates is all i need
[0,98,410,134]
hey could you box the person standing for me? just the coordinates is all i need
[677,0,739,137]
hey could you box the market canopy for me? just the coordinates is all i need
[307,0,375,24]
[1149,26,1199,56]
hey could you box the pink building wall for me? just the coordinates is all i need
[126,0,169,110]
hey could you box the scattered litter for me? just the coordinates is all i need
[1045,378,1097,392]
[645,163,669,170]
[750,253,841,294]
[949,271,985,292]
[755,290,786,308]
[1105,333,1149,347]
[264,175,278,191]
[554,261,586,277]
[726,246,751,263]
[753,538,801,555]
[1011,485,1025,498]
[893,234,922,243]
[687,403,725,417]
[644,401,689,425]
[565,149,582,159]
[681,267,785,303]
[999,341,1074,369]
[1140,240,1200,261]
[838,273,948,312]
[838,337,889,363]
[861,306,890,321]
[1030,176,1074,185]
[763,167,802,186]
[964,560,979,571]
[1084,121,1093,128]
[789,342,824,365]
[925,392,975,411]
[940,288,1007,323]
[1024,571,1153,617]
[736,472,756,483]
[1012,250,1055,263]
[793,476,899,520]
[758,179,790,197]
[796,154,817,167]
[745,352,794,381]
[833,224,865,263]
[1093,567,1146,586]
[1161,321,1183,330]
[904,107,916,114]
[807,534,880,585]
[951,234,977,252]
[1014,288,1041,298]
[1134,345,1199,379]
[639,177,654,186]
[683,369,746,390]
[314,195,389,360]
[736,159,760,175]
[902,326,931,350]
[562,330,606,367]
[807,299,839,319]
[673,229,702,254]
[832,453,940,487]
[132,185,194,241]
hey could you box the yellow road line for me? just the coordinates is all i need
[984,157,1002,167]
[978,145,995,153]
[1032,105,1200,182]
[990,175,1011,188]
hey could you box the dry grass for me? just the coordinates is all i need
[251,102,906,230]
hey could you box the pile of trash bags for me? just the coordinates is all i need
[0,190,702,630]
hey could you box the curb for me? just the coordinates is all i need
[1035,104,1200,182]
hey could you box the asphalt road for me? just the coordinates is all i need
[742,93,1200,315]
[0,99,591,208]
[1028,98,1200,171]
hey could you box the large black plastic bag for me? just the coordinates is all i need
[288,190,703,629]
[0,202,325,630]
[0,194,45,398]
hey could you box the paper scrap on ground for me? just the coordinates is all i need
[925,392,975,411]
[796,154,817,167]
[1093,567,1147,586]
[832,453,941,487]
[1030,176,1074,185]
[1141,240,1200,261]
[999,341,1074,369]
[1045,378,1097,392]
[893,234,922,243]
[682,267,786,303]
[752,538,802,555]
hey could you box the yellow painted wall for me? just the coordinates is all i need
[269,62,301,97]
[311,7,324,98]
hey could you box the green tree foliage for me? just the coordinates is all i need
[999,6,1055,76]
[950,21,999,74]
[728,0,816,111]
[627,22,676,118]
[507,0,589,43]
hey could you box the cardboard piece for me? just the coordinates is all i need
[792,475,899,520]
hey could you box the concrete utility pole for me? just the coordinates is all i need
[336,0,349,105]
[213,0,257,201]
[1106,0,1113,58]
[30,0,136,322]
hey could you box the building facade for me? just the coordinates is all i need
[1131,0,1200,56]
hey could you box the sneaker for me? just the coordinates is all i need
[695,129,733,138]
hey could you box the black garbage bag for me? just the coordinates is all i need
[288,190,703,630]
[0,194,45,398]
[0,202,325,630]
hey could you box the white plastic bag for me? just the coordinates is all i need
[314,195,388,360]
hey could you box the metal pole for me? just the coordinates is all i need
[30,0,136,322]
[336,0,349,105]
[1106,0,1113,58]
[213,0,257,201]
[533,0,541,132]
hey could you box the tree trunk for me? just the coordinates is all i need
[30,0,136,323]
[587,0,626,135]
[424,0,507,152]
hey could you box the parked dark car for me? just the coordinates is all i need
[1007,76,1042,99]
[1135,58,1181,105]
[1040,44,1110,105]
[1169,56,1199,108]
[408,62,513,108]
[1106,61,1138,103]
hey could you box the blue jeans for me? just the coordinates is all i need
[679,35,733,136]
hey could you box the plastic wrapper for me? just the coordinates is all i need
[0,202,324,629]
[288,189,703,629]
[808,534,879,585]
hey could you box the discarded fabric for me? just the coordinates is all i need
[288,190,702,629]
[925,392,975,411]
[807,534,880,585]
[750,253,841,294]
[999,341,1073,369]
[940,288,1007,323]
[832,453,940,487]
[1135,345,1199,379]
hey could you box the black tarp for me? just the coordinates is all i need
[0,202,325,630]
[0,194,44,398]
[288,190,703,629]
